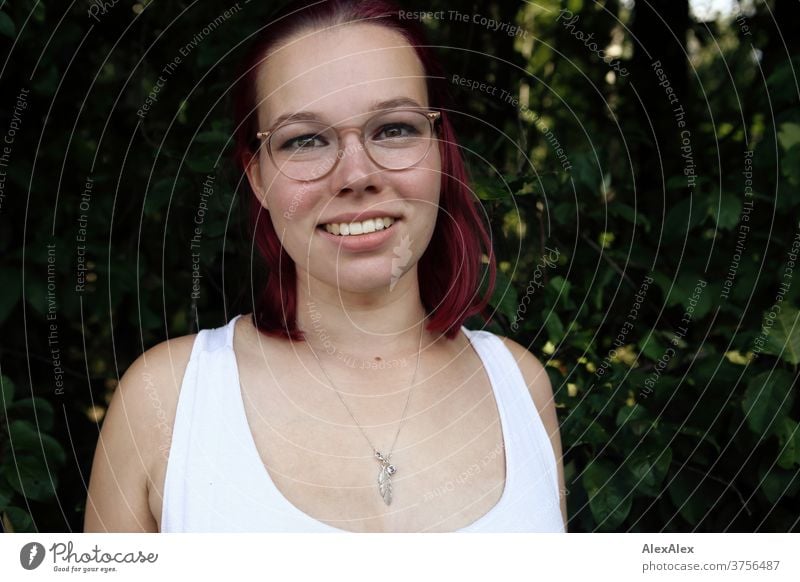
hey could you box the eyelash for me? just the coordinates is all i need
[373,123,418,140]
[280,123,420,151]
[280,134,328,150]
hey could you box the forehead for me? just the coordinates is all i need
[255,23,429,126]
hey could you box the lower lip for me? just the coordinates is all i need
[317,220,399,252]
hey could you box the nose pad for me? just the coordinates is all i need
[336,132,371,168]
[330,132,383,192]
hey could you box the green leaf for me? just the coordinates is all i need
[761,306,800,365]
[775,418,800,469]
[473,177,509,201]
[741,370,796,436]
[553,202,573,225]
[639,334,667,362]
[194,130,232,145]
[666,423,721,453]
[608,202,651,233]
[186,156,218,174]
[7,398,55,432]
[663,196,706,240]
[616,403,651,436]
[758,460,800,504]
[0,11,15,39]
[662,274,711,317]
[543,310,564,342]
[1,455,60,502]
[626,444,672,497]
[582,460,632,530]
[33,66,59,96]
[781,144,800,186]
[0,374,15,405]
[0,268,21,324]
[483,268,518,324]
[562,411,610,449]
[7,421,66,466]
[146,178,179,215]
[0,476,11,511]
[592,267,616,310]
[547,276,574,309]
[777,122,800,151]
[667,468,721,525]
[709,192,742,230]
[3,507,34,532]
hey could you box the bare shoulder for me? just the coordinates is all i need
[107,333,199,456]
[132,333,199,402]
[84,332,198,532]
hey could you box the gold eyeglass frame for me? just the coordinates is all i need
[255,109,441,181]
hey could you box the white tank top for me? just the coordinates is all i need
[161,314,564,532]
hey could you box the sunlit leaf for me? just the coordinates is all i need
[777,122,800,151]
[709,192,742,230]
[761,306,800,365]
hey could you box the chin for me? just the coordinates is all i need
[327,267,401,293]
[337,276,395,294]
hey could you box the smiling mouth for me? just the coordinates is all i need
[318,216,397,236]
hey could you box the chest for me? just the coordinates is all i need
[232,340,506,532]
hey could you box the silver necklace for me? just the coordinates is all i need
[304,319,427,506]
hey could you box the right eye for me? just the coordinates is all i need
[278,133,329,151]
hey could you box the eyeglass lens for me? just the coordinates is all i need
[268,110,435,180]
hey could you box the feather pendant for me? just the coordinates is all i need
[378,465,393,505]
[375,452,397,506]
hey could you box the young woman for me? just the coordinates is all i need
[84,0,567,533]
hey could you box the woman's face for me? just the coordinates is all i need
[246,23,442,296]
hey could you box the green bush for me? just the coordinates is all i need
[0,0,797,532]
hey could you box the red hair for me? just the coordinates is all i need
[232,0,496,341]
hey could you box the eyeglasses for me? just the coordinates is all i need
[255,108,441,181]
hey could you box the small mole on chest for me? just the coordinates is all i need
[374,356,382,361]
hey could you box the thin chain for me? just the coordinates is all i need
[304,318,427,460]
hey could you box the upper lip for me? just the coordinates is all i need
[318,211,401,225]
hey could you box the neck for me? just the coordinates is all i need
[295,267,436,362]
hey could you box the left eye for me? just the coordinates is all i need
[373,123,418,140]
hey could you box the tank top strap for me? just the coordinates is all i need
[460,326,527,397]
[460,325,562,506]
[461,327,537,431]
[200,314,242,353]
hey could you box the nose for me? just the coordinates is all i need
[329,130,384,195]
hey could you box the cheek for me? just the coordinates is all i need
[420,161,443,206]
[265,180,319,224]
[426,143,443,201]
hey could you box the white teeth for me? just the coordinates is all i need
[323,217,395,236]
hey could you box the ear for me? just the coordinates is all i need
[243,150,269,211]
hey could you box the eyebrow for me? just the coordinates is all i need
[268,97,424,128]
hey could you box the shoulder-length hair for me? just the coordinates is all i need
[232,0,496,341]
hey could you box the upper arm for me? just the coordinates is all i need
[499,336,568,531]
[83,334,196,532]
